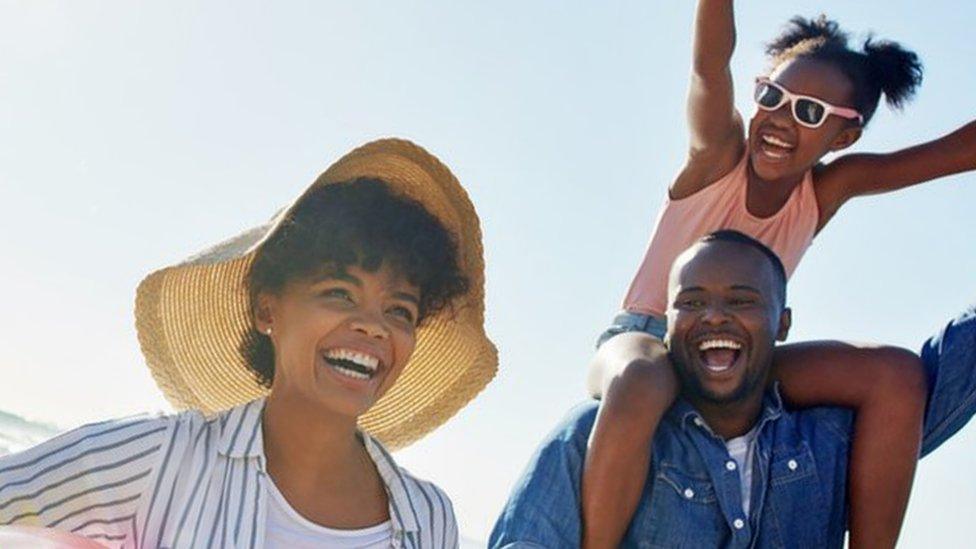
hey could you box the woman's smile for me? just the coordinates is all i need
[261,263,419,418]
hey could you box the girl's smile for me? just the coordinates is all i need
[748,57,861,184]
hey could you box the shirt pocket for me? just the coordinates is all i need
[766,443,827,548]
[633,464,725,548]
[770,444,816,487]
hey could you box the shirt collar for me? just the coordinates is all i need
[674,382,785,434]
[362,435,421,534]
[217,397,266,459]
[215,397,421,534]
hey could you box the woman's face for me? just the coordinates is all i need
[257,263,420,419]
[747,57,862,183]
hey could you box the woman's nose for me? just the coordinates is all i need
[350,314,391,339]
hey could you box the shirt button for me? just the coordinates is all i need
[788,459,799,471]
[683,488,695,499]
[733,518,745,530]
[725,460,737,471]
[693,417,704,427]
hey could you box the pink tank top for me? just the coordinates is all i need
[622,152,819,316]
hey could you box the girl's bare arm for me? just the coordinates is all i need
[672,0,746,199]
[816,119,976,229]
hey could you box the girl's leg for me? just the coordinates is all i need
[582,319,677,549]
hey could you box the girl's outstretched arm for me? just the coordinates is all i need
[816,119,976,228]
[672,0,746,199]
[773,341,927,549]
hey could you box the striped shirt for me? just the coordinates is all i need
[0,398,459,548]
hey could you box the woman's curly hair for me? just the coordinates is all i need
[239,178,469,388]
[766,15,924,125]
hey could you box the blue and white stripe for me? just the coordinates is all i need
[0,399,458,548]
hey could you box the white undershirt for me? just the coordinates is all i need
[724,425,759,517]
[264,475,393,549]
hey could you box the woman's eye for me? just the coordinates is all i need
[387,306,417,324]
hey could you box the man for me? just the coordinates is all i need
[490,230,976,548]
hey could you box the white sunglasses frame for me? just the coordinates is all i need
[754,77,864,129]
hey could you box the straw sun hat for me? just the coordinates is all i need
[135,138,497,450]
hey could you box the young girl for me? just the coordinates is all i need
[584,2,976,547]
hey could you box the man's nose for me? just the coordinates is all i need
[700,303,732,325]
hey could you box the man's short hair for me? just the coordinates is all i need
[698,230,788,305]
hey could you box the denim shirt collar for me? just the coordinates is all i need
[671,382,785,437]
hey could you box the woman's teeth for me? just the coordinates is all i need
[324,348,380,380]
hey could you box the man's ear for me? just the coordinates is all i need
[254,293,276,334]
[776,307,792,342]
[829,126,862,152]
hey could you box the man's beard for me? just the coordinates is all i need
[672,352,767,405]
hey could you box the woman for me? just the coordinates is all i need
[0,139,497,548]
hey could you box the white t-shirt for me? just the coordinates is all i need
[264,476,393,549]
[725,425,760,517]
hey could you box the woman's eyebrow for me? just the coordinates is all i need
[393,292,420,305]
[311,271,362,286]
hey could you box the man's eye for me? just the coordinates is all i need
[320,288,353,301]
[729,298,756,307]
[681,299,704,308]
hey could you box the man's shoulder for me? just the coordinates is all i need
[534,400,601,450]
[774,405,856,446]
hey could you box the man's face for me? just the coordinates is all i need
[665,240,790,406]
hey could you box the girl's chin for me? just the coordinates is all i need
[750,152,800,182]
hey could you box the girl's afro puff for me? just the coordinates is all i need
[765,15,924,124]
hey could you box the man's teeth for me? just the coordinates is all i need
[698,339,742,351]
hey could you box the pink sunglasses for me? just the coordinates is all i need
[754,77,864,129]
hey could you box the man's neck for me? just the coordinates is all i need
[689,391,766,440]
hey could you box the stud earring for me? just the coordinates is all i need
[264,327,272,336]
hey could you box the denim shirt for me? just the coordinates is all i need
[490,305,976,549]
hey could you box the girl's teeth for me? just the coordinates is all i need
[761,135,793,149]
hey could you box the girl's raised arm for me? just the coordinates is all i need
[673,0,746,198]
[817,119,976,228]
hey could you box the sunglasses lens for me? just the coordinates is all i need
[795,99,826,126]
[755,82,783,108]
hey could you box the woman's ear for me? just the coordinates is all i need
[254,293,276,335]
[829,126,862,152]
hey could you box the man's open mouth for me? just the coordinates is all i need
[322,348,380,381]
[697,338,743,373]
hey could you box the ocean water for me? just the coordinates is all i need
[0,410,60,457]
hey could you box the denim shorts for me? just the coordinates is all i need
[595,310,667,348]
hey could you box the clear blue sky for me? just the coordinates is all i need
[2,1,974,545]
